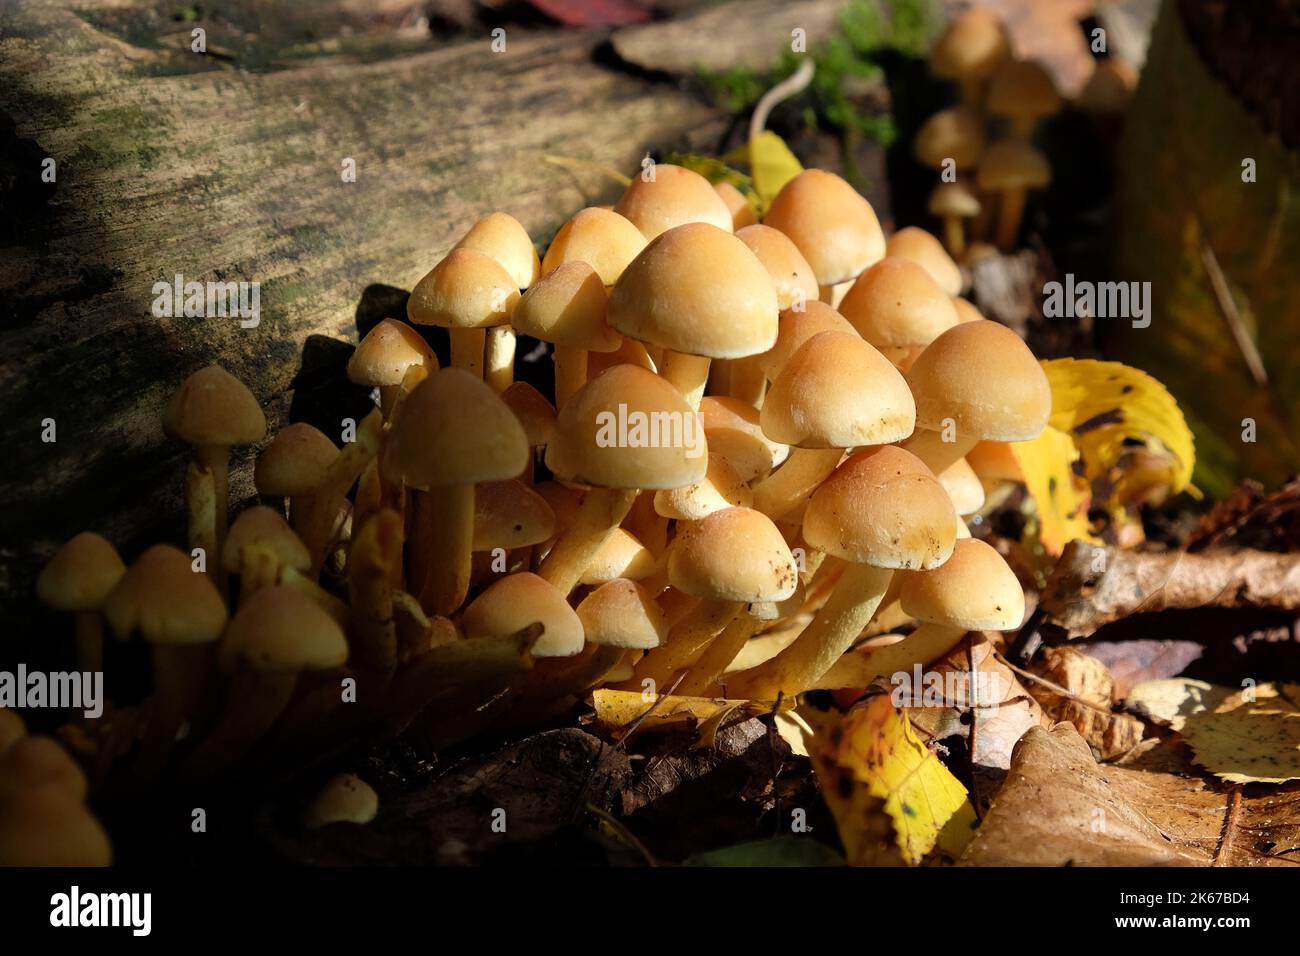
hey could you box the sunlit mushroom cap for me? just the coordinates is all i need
[608,222,778,359]
[254,423,339,498]
[222,506,311,576]
[653,453,752,520]
[898,538,1024,630]
[104,544,228,646]
[762,169,886,286]
[699,396,788,482]
[667,507,798,603]
[761,331,915,448]
[884,227,963,297]
[840,257,960,348]
[714,181,757,230]
[905,320,1051,441]
[473,479,556,551]
[407,248,520,330]
[164,365,267,447]
[950,296,985,324]
[987,60,1062,125]
[453,211,540,289]
[937,457,986,515]
[220,585,348,673]
[613,163,734,240]
[929,7,1009,83]
[545,365,708,490]
[500,381,557,449]
[928,181,981,220]
[579,528,656,585]
[576,579,666,649]
[512,261,621,352]
[758,300,858,381]
[461,572,584,658]
[0,786,111,866]
[735,224,820,312]
[803,446,957,570]
[914,106,986,170]
[303,773,379,828]
[587,338,657,378]
[347,319,437,388]
[37,532,125,613]
[383,367,529,489]
[541,207,648,286]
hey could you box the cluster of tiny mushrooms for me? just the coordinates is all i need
[3,9,1109,866]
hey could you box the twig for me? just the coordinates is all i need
[586,803,658,867]
[748,58,815,142]
[1213,786,1243,866]
[1200,240,1268,386]
[992,652,1117,716]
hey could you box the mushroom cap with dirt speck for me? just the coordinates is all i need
[0,709,24,754]
[219,585,348,673]
[541,207,647,286]
[761,331,915,448]
[977,139,1052,192]
[803,445,957,570]
[576,578,666,649]
[929,7,1009,83]
[500,381,557,448]
[913,106,986,170]
[758,300,858,381]
[928,181,981,221]
[383,367,529,489]
[761,169,886,286]
[936,457,986,515]
[0,785,111,866]
[545,364,708,490]
[613,163,734,240]
[905,320,1051,441]
[104,544,227,646]
[254,422,339,497]
[37,532,125,613]
[461,572,584,658]
[163,364,267,447]
[735,223,820,312]
[898,537,1024,630]
[667,507,799,603]
[472,479,555,551]
[608,222,778,359]
[987,59,1062,125]
[453,211,540,289]
[840,257,960,348]
[407,247,520,330]
[222,506,311,576]
[714,181,757,230]
[512,260,621,352]
[653,452,752,520]
[347,319,437,388]
[303,773,379,829]
[0,735,87,800]
[884,227,963,297]
[699,396,787,483]
[580,528,656,585]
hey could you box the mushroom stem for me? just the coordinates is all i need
[728,563,893,701]
[195,446,232,568]
[406,492,434,600]
[349,510,403,680]
[536,487,638,596]
[994,187,1027,251]
[185,670,297,778]
[942,214,966,258]
[418,483,474,616]
[379,385,401,420]
[812,623,967,689]
[902,428,978,478]
[186,461,220,589]
[624,598,742,692]
[137,645,207,777]
[73,612,104,675]
[659,350,711,410]
[751,447,843,519]
[553,345,587,410]
[485,326,515,393]
[678,611,764,697]
[450,328,486,380]
[301,410,383,576]
[727,355,766,408]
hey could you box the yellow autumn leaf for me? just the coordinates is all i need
[1179,683,1300,785]
[1010,424,1097,556]
[723,130,804,213]
[808,695,978,865]
[589,688,785,745]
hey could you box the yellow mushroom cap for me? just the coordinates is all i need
[500,381,557,448]
[347,319,437,388]
[587,337,658,378]
[613,163,734,240]
[37,532,125,612]
[898,538,1024,630]
[608,222,778,359]
[254,423,339,498]
[914,106,986,170]
[220,585,348,673]
[840,257,960,349]
[803,446,957,570]
[0,708,24,754]
[512,261,621,352]
[0,735,87,800]
[929,7,1010,83]
[937,457,986,515]
[928,181,981,221]
[545,365,708,490]
[0,786,111,866]
[541,207,648,286]
[761,169,886,286]
[303,773,379,828]
[966,440,1023,482]
[575,579,666,649]
[579,528,656,585]
[884,227,963,297]
[407,248,520,330]
[383,367,529,488]
[905,320,1051,441]
[667,507,798,602]
[104,544,228,646]
[758,300,858,381]
[760,331,915,448]
[453,211,540,289]
[987,59,1062,125]
[699,396,787,482]
[735,223,820,312]
[714,181,757,230]
[473,479,556,551]
[653,452,752,520]
[222,506,311,576]
[163,364,267,447]
[461,572,584,658]
[977,139,1052,191]
[951,296,985,324]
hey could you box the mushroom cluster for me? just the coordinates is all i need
[31,152,1050,842]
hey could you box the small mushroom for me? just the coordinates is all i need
[222,506,311,602]
[0,785,111,866]
[579,528,656,587]
[303,773,379,829]
[653,453,752,521]
[407,247,520,381]
[299,409,384,576]
[540,207,647,287]
[347,319,437,419]
[699,396,789,485]
[500,381,557,482]
[714,181,757,230]
[929,7,1010,107]
[914,106,986,174]
[840,257,960,350]
[461,572,584,659]
[37,531,125,673]
[977,139,1052,251]
[884,227,963,297]
[254,422,340,533]
[987,59,1062,140]
[928,182,981,258]
[612,163,734,240]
